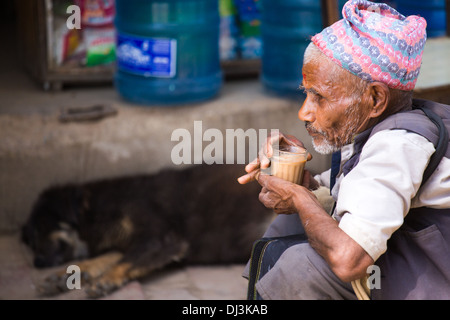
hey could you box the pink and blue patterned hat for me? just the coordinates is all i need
[311,0,427,91]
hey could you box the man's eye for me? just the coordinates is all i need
[299,85,322,101]
[309,92,322,101]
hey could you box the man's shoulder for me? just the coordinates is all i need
[412,98,450,111]
[370,98,449,146]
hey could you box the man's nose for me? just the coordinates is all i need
[298,97,316,122]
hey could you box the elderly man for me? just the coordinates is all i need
[238,0,450,300]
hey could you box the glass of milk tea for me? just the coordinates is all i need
[270,145,308,185]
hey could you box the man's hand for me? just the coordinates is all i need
[256,173,313,215]
[237,132,318,189]
[257,174,299,215]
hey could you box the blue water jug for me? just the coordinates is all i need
[114,0,223,105]
[260,0,323,99]
[396,0,446,38]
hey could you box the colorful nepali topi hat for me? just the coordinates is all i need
[311,0,427,91]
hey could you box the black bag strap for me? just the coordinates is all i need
[247,234,307,300]
[416,106,449,187]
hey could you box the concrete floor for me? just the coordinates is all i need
[0,232,249,300]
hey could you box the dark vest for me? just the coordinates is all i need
[341,99,450,300]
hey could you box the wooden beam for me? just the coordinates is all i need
[321,0,340,28]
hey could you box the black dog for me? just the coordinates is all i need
[21,163,274,298]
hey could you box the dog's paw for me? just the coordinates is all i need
[85,277,126,299]
[37,270,91,296]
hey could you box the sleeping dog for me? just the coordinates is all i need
[21,164,274,299]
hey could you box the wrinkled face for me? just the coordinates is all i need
[21,194,88,268]
[298,54,371,154]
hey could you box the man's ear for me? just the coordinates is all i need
[367,81,390,118]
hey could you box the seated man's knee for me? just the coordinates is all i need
[257,243,355,299]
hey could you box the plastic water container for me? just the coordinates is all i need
[260,0,323,98]
[114,0,223,105]
[396,0,446,38]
